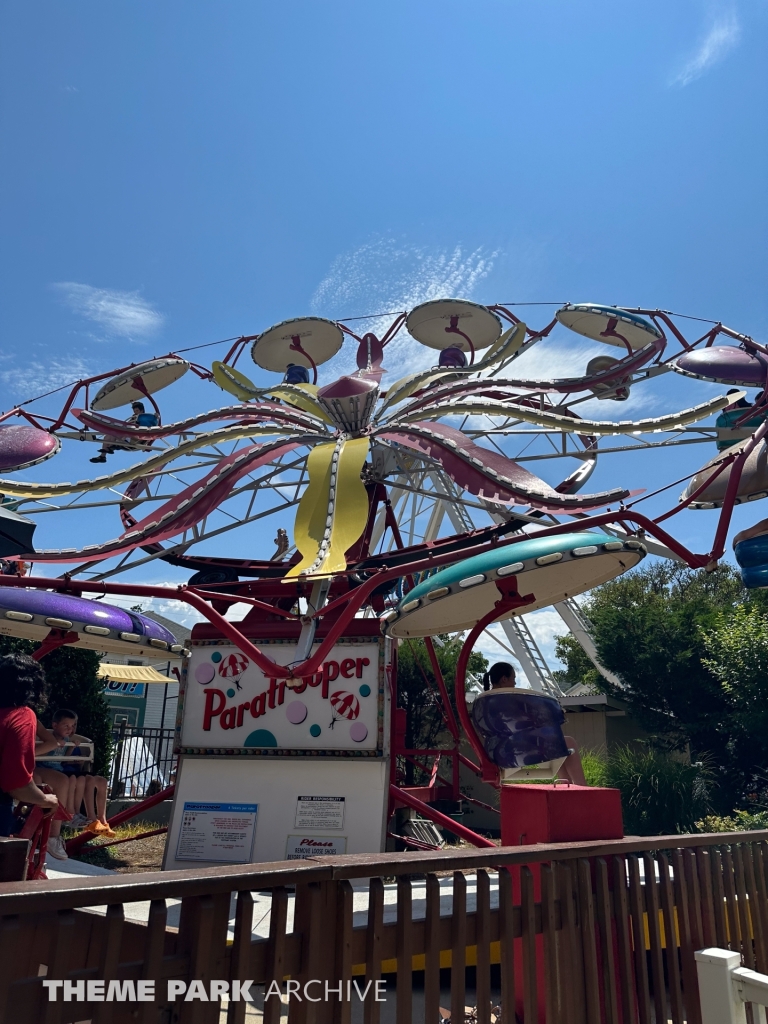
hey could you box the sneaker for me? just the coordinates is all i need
[90,455,107,463]
[68,813,89,829]
[46,836,68,860]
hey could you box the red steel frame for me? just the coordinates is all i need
[4,434,761,850]
[1,309,765,848]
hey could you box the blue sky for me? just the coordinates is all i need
[0,1,766,666]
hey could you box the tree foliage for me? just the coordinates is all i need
[396,635,487,784]
[554,561,768,812]
[701,604,768,737]
[0,636,112,776]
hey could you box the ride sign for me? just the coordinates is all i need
[180,639,386,755]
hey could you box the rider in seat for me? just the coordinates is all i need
[283,363,311,385]
[471,662,586,785]
[90,401,160,463]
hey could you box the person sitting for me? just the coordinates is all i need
[438,346,468,369]
[0,654,59,838]
[35,708,114,859]
[734,518,768,547]
[90,401,160,463]
[283,363,310,385]
[471,662,586,785]
[715,390,767,451]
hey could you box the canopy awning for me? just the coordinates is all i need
[98,664,173,684]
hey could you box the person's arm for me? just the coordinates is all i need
[8,780,58,811]
[35,721,60,756]
[2,708,56,810]
[734,518,768,547]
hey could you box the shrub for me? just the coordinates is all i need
[695,809,768,833]
[583,746,713,835]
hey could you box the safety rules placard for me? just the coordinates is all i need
[294,795,345,830]
[176,802,258,863]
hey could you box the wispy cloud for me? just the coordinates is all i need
[670,7,740,87]
[475,609,568,686]
[311,238,499,375]
[53,282,164,340]
[0,357,93,400]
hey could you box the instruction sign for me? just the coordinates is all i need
[294,795,345,830]
[286,834,348,859]
[176,802,258,864]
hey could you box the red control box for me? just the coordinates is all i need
[500,783,623,846]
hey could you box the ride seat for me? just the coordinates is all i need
[735,534,768,588]
[470,690,569,769]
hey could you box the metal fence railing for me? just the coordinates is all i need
[108,724,176,800]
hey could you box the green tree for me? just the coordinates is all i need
[701,604,768,734]
[553,562,753,811]
[396,635,487,784]
[0,636,112,777]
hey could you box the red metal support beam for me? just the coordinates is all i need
[390,784,495,849]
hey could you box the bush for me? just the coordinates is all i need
[695,809,768,833]
[583,746,713,835]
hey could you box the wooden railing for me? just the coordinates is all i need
[1,831,768,1024]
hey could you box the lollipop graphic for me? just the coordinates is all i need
[218,652,249,690]
[329,690,360,729]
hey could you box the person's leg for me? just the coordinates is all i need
[94,776,109,824]
[72,775,88,817]
[35,768,69,838]
[557,736,587,786]
[63,774,78,815]
[35,768,69,859]
[0,798,15,837]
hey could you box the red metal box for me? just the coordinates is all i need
[500,783,623,846]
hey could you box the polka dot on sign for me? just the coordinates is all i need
[309,724,321,738]
[195,663,215,685]
[349,722,368,743]
[243,729,277,748]
[226,688,236,698]
[211,651,222,663]
[286,701,307,725]
[358,684,371,697]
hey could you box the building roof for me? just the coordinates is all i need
[140,609,192,643]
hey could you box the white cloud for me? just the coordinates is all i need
[474,609,568,688]
[107,594,206,631]
[670,8,740,87]
[311,238,499,376]
[0,357,93,399]
[53,282,164,339]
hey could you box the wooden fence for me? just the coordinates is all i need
[1,830,768,1024]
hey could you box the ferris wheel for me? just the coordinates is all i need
[0,297,763,689]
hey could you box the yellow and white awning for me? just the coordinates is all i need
[97,664,173,684]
